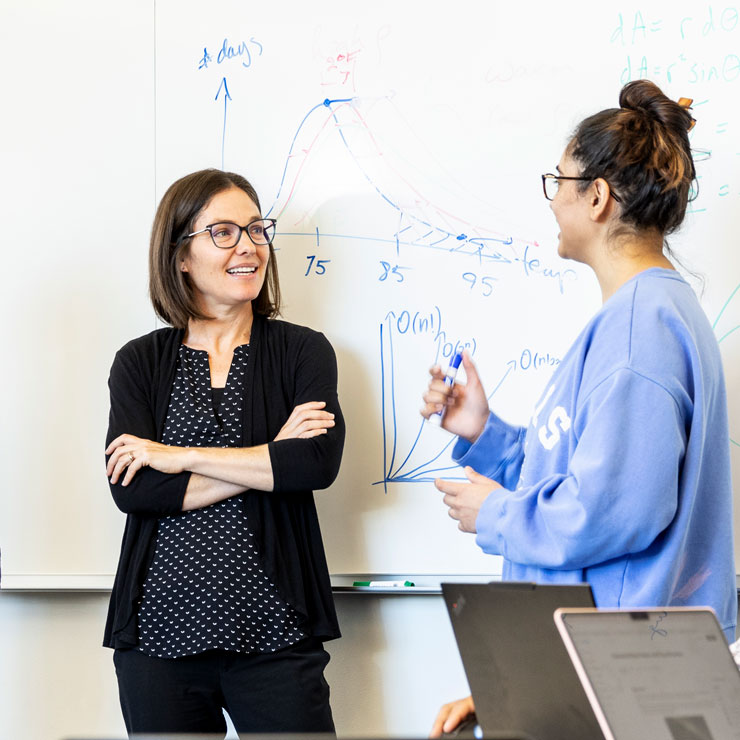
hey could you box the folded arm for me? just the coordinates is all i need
[106,332,344,515]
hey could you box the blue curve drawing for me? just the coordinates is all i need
[263,96,521,263]
[373,317,515,489]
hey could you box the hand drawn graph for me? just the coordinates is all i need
[249,93,582,492]
[263,96,571,282]
[159,13,740,507]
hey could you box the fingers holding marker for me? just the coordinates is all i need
[460,350,480,382]
[422,352,463,423]
[421,387,457,418]
[424,376,460,402]
[427,350,489,442]
[428,363,446,381]
[421,365,445,417]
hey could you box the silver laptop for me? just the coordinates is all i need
[554,607,740,740]
[442,582,601,740]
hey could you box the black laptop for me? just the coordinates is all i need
[441,582,602,740]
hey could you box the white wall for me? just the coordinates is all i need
[0,592,469,740]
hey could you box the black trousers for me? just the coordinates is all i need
[113,639,334,736]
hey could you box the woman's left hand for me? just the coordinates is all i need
[434,466,503,533]
[106,434,188,486]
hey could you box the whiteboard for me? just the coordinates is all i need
[0,0,157,579]
[2,0,739,579]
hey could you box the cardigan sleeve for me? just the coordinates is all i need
[106,343,190,516]
[267,331,345,492]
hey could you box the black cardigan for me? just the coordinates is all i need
[103,316,345,649]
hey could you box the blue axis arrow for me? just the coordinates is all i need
[215,77,232,170]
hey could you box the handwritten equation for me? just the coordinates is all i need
[612,6,740,208]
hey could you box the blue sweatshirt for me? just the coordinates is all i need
[453,268,737,641]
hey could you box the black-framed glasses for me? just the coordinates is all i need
[182,218,277,248]
[541,173,622,203]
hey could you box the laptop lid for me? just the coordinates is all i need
[442,582,601,740]
[553,607,740,740]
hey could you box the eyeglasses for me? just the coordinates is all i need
[541,174,621,203]
[181,218,277,248]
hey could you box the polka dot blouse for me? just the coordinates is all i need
[137,344,307,658]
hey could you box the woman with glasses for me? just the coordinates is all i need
[423,80,736,736]
[103,169,344,735]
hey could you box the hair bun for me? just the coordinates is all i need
[619,79,694,133]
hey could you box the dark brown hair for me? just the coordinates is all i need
[568,80,696,239]
[149,168,281,328]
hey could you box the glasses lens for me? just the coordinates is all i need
[247,219,275,245]
[545,176,559,200]
[210,223,241,247]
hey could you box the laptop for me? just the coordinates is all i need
[442,582,602,740]
[554,607,740,740]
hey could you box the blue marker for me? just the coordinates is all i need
[429,351,463,425]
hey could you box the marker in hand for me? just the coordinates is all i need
[429,351,464,426]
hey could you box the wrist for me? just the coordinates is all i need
[467,409,489,444]
[182,446,199,473]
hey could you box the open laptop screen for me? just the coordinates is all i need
[442,582,599,740]
[554,608,740,740]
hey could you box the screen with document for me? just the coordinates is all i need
[555,608,740,740]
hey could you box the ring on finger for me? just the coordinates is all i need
[128,452,135,465]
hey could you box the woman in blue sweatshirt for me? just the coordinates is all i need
[425,80,736,736]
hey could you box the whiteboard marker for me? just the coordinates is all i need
[353,580,415,587]
[428,351,464,425]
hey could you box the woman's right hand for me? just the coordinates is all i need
[421,352,489,443]
[273,401,335,441]
[430,695,476,738]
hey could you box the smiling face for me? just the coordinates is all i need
[180,187,269,316]
[549,152,594,264]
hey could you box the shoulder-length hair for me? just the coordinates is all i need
[149,168,281,328]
